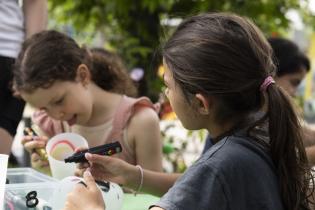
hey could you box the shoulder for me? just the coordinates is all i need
[156,158,228,210]
[129,106,160,130]
[126,98,160,141]
[124,95,160,126]
[203,135,272,171]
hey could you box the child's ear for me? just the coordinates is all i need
[76,64,91,86]
[195,93,211,115]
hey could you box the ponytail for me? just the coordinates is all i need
[267,84,313,210]
[83,47,138,97]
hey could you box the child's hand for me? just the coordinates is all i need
[21,135,50,174]
[75,161,90,177]
[63,171,105,210]
[74,147,90,177]
[84,153,133,186]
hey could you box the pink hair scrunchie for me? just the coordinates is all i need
[260,76,275,92]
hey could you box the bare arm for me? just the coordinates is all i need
[85,153,181,197]
[64,169,171,210]
[129,107,163,171]
[135,169,180,197]
[0,129,13,154]
[23,0,48,38]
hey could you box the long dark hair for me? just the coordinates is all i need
[268,37,310,76]
[13,30,137,97]
[163,12,313,210]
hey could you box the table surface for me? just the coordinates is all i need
[121,193,160,210]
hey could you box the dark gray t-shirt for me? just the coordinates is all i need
[153,134,283,210]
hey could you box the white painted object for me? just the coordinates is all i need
[50,176,124,210]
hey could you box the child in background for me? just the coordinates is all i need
[63,13,314,210]
[13,30,163,174]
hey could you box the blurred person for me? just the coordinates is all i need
[269,37,310,97]
[269,37,315,166]
[0,0,47,156]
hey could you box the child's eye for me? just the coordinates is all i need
[54,97,64,105]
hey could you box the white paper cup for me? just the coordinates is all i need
[46,133,88,179]
[0,154,8,210]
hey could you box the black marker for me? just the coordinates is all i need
[64,141,122,163]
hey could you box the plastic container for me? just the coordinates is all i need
[4,183,56,210]
[6,167,57,186]
[4,168,57,209]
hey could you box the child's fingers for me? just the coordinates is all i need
[31,153,49,170]
[77,162,90,169]
[31,153,49,164]
[83,170,98,191]
[74,167,87,177]
[85,153,114,167]
[75,161,90,177]
[23,140,46,153]
[31,152,41,162]
[75,146,88,153]
[21,136,34,145]
[74,168,83,177]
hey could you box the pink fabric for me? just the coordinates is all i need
[105,96,159,165]
[32,110,64,137]
[32,95,159,165]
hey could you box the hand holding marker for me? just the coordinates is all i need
[23,127,48,161]
[64,141,122,163]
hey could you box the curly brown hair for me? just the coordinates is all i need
[13,30,137,97]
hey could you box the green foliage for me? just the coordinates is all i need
[48,0,315,99]
[160,120,207,173]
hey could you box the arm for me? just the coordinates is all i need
[135,167,181,197]
[128,107,163,171]
[0,129,14,154]
[85,153,181,197]
[66,169,169,210]
[23,0,48,38]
